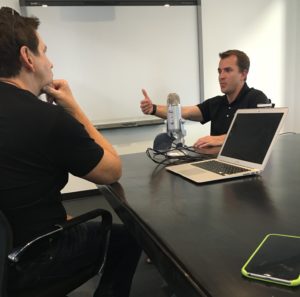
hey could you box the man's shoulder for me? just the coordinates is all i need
[240,86,269,106]
[199,94,226,106]
[247,87,267,97]
[17,95,75,132]
[24,96,69,116]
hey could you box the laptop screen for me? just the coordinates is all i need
[220,112,285,164]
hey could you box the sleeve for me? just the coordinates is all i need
[197,96,221,124]
[50,109,104,177]
[197,102,209,124]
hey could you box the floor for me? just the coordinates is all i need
[63,193,171,297]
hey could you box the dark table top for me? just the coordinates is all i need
[100,133,300,297]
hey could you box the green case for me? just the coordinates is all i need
[241,233,300,286]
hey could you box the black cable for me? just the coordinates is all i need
[146,145,214,165]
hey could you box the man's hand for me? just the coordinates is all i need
[140,89,154,115]
[43,79,79,116]
[193,134,226,149]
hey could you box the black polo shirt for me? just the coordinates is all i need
[197,83,269,135]
[0,82,104,246]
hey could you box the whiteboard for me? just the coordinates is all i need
[25,5,200,126]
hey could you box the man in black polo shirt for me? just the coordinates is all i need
[140,49,269,148]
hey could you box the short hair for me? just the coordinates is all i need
[219,49,250,73]
[0,7,40,77]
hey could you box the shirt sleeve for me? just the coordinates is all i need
[197,96,222,124]
[50,109,104,177]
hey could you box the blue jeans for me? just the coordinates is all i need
[8,223,142,297]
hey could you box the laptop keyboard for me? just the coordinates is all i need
[192,160,250,176]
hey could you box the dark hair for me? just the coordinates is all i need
[219,49,250,73]
[0,7,40,77]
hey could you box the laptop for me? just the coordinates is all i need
[166,108,288,183]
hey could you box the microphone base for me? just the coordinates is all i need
[153,133,175,151]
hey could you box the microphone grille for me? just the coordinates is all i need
[167,93,180,105]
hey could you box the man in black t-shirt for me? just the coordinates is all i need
[0,7,141,297]
[140,49,269,148]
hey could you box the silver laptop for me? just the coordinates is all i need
[166,108,288,183]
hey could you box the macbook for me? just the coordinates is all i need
[166,108,288,183]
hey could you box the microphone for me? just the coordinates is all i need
[166,93,186,147]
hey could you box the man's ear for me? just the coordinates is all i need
[241,69,248,81]
[19,46,34,71]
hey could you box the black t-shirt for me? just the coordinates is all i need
[0,82,104,246]
[197,83,269,135]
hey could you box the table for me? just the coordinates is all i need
[99,134,300,297]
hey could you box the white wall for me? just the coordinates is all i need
[283,0,300,133]
[201,0,300,132]
[295,2,300,132]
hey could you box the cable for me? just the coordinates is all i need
[146,145,214,166]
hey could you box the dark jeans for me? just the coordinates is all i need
[8,222,142,297]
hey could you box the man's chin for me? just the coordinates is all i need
[41,79,54,91]
[220,87,227,94]
[39,83,51,96]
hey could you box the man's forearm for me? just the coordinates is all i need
[73,106,119,158]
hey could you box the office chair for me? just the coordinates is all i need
[0,208,112,297]
[268,98,275,108]
[257,99,275,108]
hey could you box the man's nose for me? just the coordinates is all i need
[219,71,225,79]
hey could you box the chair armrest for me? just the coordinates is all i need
[8,209,112,263]
[8,225,63,263]
[59,209,112,231]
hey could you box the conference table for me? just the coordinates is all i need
[99,133,300,297]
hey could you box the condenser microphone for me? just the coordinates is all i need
[167,93,186,147]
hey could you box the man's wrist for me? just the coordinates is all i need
[150,104,157,115]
